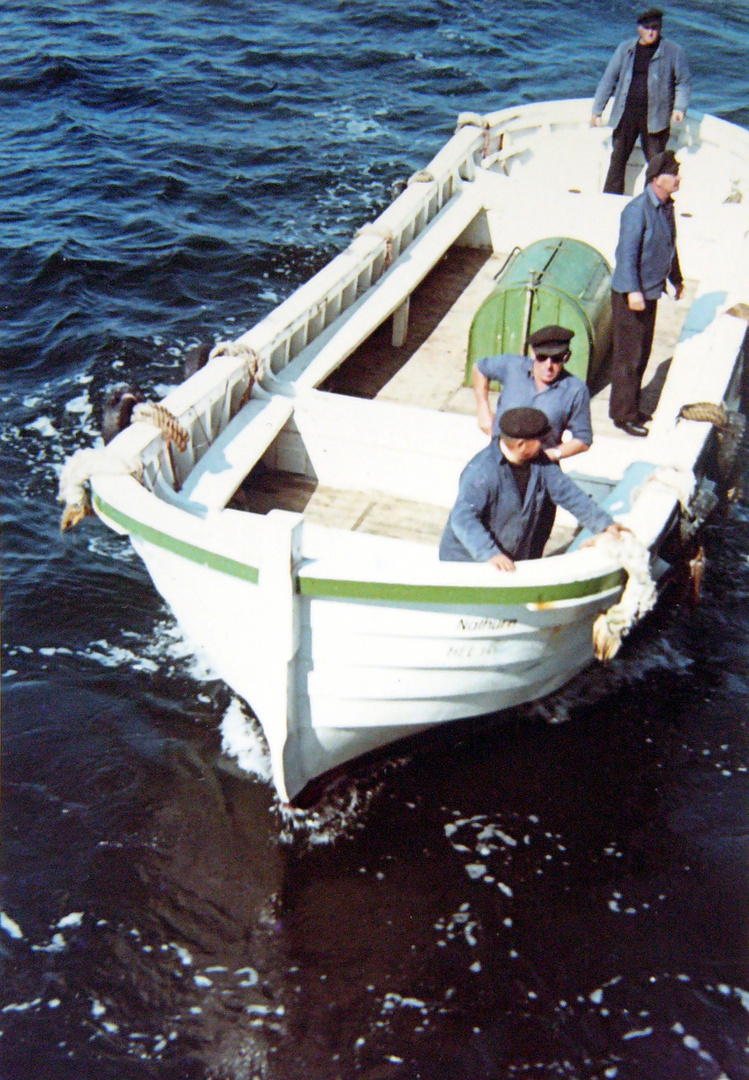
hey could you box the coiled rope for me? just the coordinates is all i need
[58,401,188,531]
[677,401,731,431]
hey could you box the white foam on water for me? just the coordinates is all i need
[26,416,59,438]
[171,943,193,966]
[83,641,160,674]
[0,912,24,940]
[151,382,179,398]
[56,912,83,928]
[30,933,66,953]
[622,1026,653,1040]
[2,998,42,1013]
[220,698,272,782]
[64,392,93,423]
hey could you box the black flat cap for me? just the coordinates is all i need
[637,7,663,27]
[528,324,575,356]
[499,407,552,440]
[646,148,680,181]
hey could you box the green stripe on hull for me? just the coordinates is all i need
[298,571,624,604]
[92,493,260,583]
[93,493,624,604]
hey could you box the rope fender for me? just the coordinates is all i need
[591,532,658,662]
[58,447,143,532]
[58,401,188,531]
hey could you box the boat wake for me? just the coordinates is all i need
[528,629,695,726]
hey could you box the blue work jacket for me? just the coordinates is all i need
[592,37,692,133]
[439,441,613,563]
[477,354,592,446]
[610,185,682,300]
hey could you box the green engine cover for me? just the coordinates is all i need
[465,237,612,387]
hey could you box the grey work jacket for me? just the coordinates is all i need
[439,442,613,563]
[610,185,683,300]
[592,37,692,133]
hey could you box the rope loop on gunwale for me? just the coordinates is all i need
[58,400,189,531]
[208,340,264,409]
[456,112,490,131]
[407,169,436,186]
[678,401,732,432]
[356,223,394,266]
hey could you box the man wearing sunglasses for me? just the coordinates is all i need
[472,324,592,465]
[471,324,592,556]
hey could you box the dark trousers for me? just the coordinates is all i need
[608,290,658,424]
[603,110,669,195]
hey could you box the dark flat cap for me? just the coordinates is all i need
[646,148,680,182]
[637,7,663,27]
[528,324,575,357]
[499,407,552,440]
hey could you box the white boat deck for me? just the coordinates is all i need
[233,242,697,550]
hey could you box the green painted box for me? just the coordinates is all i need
[465,237,612,386]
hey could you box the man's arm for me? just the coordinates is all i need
[448,465,505,564]
[472,363,495,436]
[591,41,627,121]
[612,198,646,307]
[671,42,692,121]
[546,438,589,463]
[544,465,614,536]
[545,384,592,460]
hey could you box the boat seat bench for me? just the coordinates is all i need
[179,395,294,512]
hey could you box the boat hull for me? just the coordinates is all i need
[131,529,622,802]
[81,98,749,804]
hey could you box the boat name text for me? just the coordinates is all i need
[457,617,517,631]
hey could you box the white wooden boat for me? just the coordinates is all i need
[63,99,749,804]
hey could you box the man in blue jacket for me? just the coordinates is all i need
[439,407,626,568]
[608,149,684,437]
[591,7,691,195]
[472,324,592,465]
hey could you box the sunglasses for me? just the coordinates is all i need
[534,353,565,364]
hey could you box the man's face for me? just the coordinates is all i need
[656,171,681,196]
[637,23,661,45]
[508,437,544,463]
[531,348,566,386]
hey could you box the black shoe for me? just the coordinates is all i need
[614,420,649,437]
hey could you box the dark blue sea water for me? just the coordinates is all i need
[2,2,749,1077]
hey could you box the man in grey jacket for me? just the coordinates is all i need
[591,7,691,195]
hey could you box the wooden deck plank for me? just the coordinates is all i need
[233,469,447,544]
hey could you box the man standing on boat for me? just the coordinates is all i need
[440,407,626,569]
[473,325,591,463]
[473,324,592,553]
[609,148,683,437]
[590,7,691,195]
